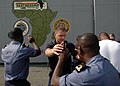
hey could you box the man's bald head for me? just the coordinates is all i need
[77,33,99,54]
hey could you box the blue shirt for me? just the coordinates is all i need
[1,41,36,81]
[60,54,120,86]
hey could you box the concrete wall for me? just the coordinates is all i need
[95,0,120,40]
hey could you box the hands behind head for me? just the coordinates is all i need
[28,35,35,43]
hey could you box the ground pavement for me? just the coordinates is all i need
[0,64,49,86]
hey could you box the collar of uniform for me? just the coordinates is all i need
[53,40,57,44]
[10,41,22,45]
[53,40,67,44]
[86,54,101,66]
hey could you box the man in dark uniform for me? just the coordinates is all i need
[45,25,78,86]
[1,27,41,86]
[51,33,120,86]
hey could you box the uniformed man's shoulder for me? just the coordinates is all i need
[2,45,7,49]
[65,41,75,50]
[46,40,55,46]
[2,44,9,49]
[22,43,29,48]
[45,40,56,49]
[65,40,74,45]
[75,63,89,73]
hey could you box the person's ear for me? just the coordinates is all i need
[80,47,83,54]
[54,32,55,35]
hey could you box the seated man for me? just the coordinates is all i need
[51,33,120,86]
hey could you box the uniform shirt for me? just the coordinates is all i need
[45,40,78,78]
[60,54,120,86]
[99,40,120,72]
[1,41,36,81]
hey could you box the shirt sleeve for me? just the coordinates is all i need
[45,41,54,49]
[20,46,36,57]
[60,75,68,86]
[59,71,83,86]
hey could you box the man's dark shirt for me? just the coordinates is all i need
[45,40,79,79]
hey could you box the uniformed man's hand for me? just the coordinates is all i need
[28,35,35,43]
[58,46,70,61]
[52,43,64,55]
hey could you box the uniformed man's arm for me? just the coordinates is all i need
[45,44,63,57]
[51,55,64,86]
[45,48,54,57]
[31,42,41,56]
[28,35,41,56]
[51,47,67,86]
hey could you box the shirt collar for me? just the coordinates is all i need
[86,54,101,66]
[10,41,22,45]
[54,40,67,44]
